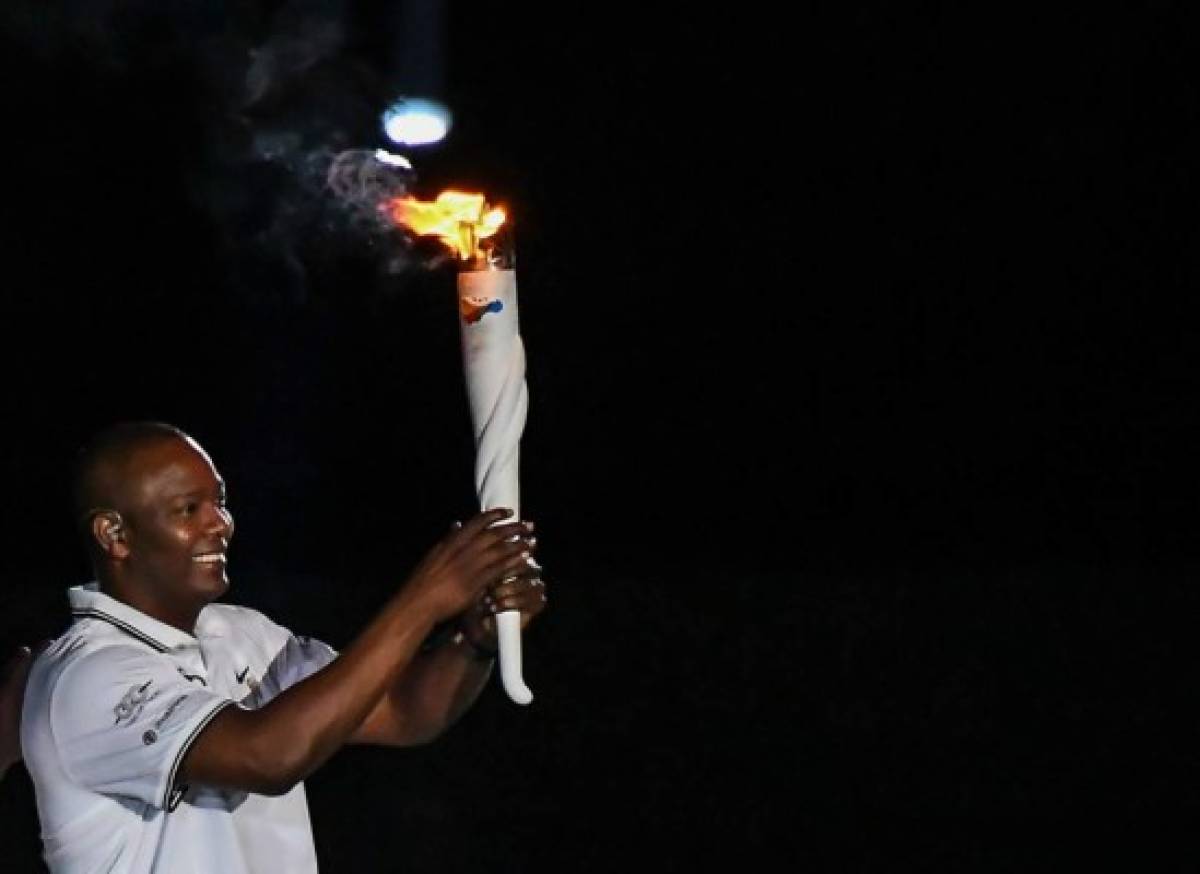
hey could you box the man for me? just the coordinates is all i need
[21,421,546,873]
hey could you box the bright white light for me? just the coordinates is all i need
[373,149,413,169]
[382,98,452,146]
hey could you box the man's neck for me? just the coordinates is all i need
[98,575,202,635]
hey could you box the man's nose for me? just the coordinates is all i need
[207,505,234,538]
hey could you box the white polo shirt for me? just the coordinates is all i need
[21,584,338,874]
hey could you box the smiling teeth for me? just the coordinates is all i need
[193,554,225,563]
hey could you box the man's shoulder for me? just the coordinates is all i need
[41,634,160,682]
[35,621,150,679]
[24,630,168,726]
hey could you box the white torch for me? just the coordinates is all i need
[389,191,534,705]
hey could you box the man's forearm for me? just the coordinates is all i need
[181,511,533,794]
[372,633,495,746]
[367,570,547,745]
[182,587,440,795]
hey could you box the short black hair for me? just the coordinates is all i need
[72,421,190,528]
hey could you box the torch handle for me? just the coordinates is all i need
[476,338,531,705]
[459,268,534,706]
[495,610,532,705]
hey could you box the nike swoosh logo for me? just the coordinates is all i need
[235,666,250,684]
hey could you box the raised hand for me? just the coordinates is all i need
[404,508,536,623]
[459,554,547,653]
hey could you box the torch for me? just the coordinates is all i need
[389,191,534,705]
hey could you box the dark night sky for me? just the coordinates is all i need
[1,2,1196,871]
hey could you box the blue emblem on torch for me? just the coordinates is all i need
[461,298,504,324]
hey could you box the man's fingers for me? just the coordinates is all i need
[492,519,534,537]
[483,576,548,615]
[444,508,510,546]
[444,513,529,556]
[463,524,534,572]
[480,538,534,575]
[490,588,547,613]
[482,564,547,608]
[469,553,532,594]
[463,508,515,535]
[488,566,543,599]
[483,522,533,547]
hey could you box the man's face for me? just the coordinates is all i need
[119,436,235,606]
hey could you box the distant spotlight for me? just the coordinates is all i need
[382,98,452,146]
[373,149,413,169]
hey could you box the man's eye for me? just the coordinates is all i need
[180,502,198,516]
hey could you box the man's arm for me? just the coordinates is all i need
[179,510,534,796]
[351,564,548,747]
[0,647,33,780]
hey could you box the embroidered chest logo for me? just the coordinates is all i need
[113,680,157,726]
[236,665,261,694]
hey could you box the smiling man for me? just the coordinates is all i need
[20,422,546,873]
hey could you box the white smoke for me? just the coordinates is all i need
[3,0,427,301]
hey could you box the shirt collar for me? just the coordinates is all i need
[68,583,200,653]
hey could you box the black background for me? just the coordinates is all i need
[0,2,1196,871]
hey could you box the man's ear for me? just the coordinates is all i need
[91,512,129,560]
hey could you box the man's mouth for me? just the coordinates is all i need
[192,552,226,565]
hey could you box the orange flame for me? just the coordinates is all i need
[388,190,506,261]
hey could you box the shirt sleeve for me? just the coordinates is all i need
[49,645,233,811]
[250,632,338,707]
